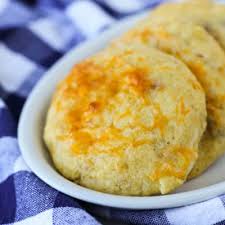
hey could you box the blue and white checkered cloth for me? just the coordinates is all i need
[1,0,225,224]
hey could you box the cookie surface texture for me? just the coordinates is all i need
[44,44,206,195]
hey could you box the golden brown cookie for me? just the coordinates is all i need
[150,0,225,50]
[44,43,206,195]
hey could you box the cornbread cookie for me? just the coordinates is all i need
[150,0,225,50]
[44,44,206,195]
[114,21,225,178]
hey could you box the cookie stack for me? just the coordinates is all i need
[44,0,225,196]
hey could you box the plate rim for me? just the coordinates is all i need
[18,12,225,210]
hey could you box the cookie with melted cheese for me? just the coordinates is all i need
[44,43,206,195]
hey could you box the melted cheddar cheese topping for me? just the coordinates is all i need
[52,58,170,155]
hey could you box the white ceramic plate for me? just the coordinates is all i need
[18,12,225,210]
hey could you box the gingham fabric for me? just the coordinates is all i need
[1,0,225,225]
